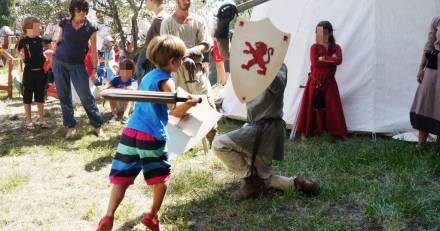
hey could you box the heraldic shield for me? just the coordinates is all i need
[230,18,291,103]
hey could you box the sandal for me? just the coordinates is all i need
[25,122,35,130]
[141,213,160,231]
[40,121,50,129]
[96,215,113,231]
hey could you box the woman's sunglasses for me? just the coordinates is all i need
[75,7,88,12]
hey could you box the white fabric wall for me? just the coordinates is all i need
[222,0,440,133]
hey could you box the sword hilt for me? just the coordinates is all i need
[175,95,203,104]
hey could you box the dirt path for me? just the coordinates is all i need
[0,97,167,230]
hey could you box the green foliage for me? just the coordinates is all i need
[0,0,15,28]
[15,0,70,32]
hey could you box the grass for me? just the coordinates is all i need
[0,174,30,193]
[0,95,439,230]
[158,124,440,231]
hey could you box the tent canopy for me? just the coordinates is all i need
[222,0,440,133]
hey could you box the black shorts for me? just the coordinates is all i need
[22,68,47,104]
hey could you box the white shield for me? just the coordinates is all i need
[230,18,291,103]
[167,88,222,155]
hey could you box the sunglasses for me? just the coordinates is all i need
[75,7,88,12]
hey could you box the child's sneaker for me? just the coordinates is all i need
[141,213,160,231]
[96,215,113,231]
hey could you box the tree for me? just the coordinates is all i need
[90,0,244,59]
[0,0,16,28]
[15,0,70,31]
[91,0,146,60]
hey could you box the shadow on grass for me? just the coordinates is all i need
[0,107,68,157]
[83,135,119,172]
[0,105,116,157]
[158,183,357,231]
[84,155,114,172]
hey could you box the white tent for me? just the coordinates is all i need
[221,0,440,133]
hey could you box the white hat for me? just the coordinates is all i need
[103,35,114,45]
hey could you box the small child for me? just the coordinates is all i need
[16,17,48,129]
[101,36,117,82]
[97,35,196,231]
[107,59,137,124]
[95,51,106,86]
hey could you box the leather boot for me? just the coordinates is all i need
[293,176,320,196]
[231,175,266,201]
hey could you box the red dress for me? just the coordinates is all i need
[296,43,348,138]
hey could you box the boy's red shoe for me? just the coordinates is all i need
[141,213,160,231]
[96,215,113,231]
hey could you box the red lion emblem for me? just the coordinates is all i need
[241,41,274,76]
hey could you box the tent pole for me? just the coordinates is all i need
[289,85,306,141]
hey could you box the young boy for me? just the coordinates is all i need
[107,59,137,124]
[97,35,197,231]
[16,17,48,129]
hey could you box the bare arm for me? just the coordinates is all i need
[15,39,25,60]
[123,101,133,118]
[90,32,98,78]
[54,28,64,53]
[160,79,196,118]
[1,49,14,61]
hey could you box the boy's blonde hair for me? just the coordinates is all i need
[22,17,40,34]
[147,35,186,68]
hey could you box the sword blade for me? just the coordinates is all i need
[102,89,179,104]
[236,0,271,13]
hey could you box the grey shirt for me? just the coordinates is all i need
[160,13,212,49]
[160,13,214,102]
[226,64,288,161]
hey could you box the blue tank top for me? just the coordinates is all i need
[127,69,171,140]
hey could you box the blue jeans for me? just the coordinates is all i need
[53,58,103,128]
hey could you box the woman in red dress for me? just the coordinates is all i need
[296,21,348,141]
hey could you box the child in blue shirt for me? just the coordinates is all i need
[107,59,137,124]
[97,35,197,231]
[101,36,117,82]
[94,51,106,86]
